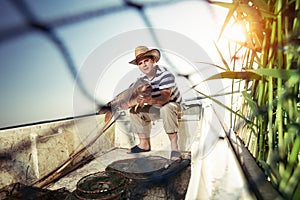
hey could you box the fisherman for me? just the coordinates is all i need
[127,46,183,161]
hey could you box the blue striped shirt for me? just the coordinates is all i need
[140,65,182,104]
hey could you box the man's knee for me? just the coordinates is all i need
[161,102,181,118]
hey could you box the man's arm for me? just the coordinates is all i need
[138,88,172,106]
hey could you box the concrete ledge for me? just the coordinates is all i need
[227,129,283,200]
[185,105,255,200]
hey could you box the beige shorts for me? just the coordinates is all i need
[129,102,183,134]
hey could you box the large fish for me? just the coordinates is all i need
[98,78,152,122]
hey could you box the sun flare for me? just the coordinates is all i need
[223,22,247,43]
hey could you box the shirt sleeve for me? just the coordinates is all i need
[159,72,175,90]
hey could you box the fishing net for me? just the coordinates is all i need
[106,156,170,180]
[0,182,71,200]
[0,155,191,200]
[106,156,191,199]
[73,170,126,200]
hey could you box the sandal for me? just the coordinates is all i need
[127,145,150,154]
[170,150,182,161]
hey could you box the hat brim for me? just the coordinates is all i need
[129,49,160,65]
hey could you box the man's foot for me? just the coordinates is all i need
[127,145,151,154]
[170,150,182,161]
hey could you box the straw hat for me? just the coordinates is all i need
[129,46,160,65]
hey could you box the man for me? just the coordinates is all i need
[127,46,183,161]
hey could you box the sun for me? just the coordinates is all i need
[223,21,247,43]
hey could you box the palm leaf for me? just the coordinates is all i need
[250,69,300,80]
[208,0,299,199]
[242,91,260,116]
[209,1,239,41]
[214,41,231,71]
[196,61,227,71]
[204,71,263,81]
[194,89,249,122]
[251,0,269,11]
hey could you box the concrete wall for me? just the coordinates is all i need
[0,115,115,189]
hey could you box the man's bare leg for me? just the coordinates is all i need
[137,132,151,150]
[168,133,181,160]
[128,132,151,153]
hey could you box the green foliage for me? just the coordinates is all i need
[204,71,263,81]
[208,0,300,199]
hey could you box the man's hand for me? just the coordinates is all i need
[136,94,152,106]
[148,89,171,106]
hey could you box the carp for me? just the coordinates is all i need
[98,78,152,122]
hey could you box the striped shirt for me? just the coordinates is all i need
[140,65,182,105]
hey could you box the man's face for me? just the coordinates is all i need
[137,57,156,76]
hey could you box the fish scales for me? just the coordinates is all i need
[98,78,152,122]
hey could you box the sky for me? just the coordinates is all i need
[0,0,232,129]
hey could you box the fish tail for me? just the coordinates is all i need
[98,104,111,114]
[104,111,113,122]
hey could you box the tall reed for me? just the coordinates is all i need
[207,0,300,199]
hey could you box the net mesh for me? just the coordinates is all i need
[0,0,187,127]
[0,182,71,200]
[74,171,126,200]
[106,156,191,199]
[1,156,191,199]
